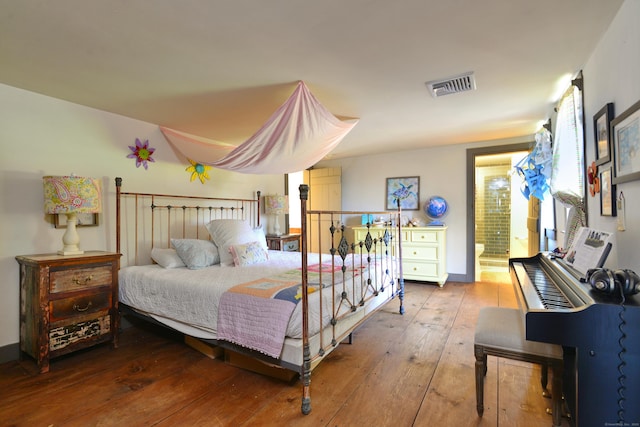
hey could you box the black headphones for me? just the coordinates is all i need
[587,268,640,296]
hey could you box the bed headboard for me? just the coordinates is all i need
[115,177,260,267]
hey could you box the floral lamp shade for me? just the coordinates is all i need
[264,194,289,215]
[43,176,102,255]
[264,194,288,236]
[43,176,102,214]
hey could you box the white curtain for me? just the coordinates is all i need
[161,81,358,174]
[550,84,586,248]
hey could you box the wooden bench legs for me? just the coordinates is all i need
[474,307,564,427]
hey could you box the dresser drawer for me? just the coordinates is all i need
[409,230,440,243]
[404,261,439,278]
[354,227,388,242]
[403,244,439,261]
[49,291,112,322]
[50,264,113,293]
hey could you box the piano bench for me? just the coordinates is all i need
[474,307,564,427]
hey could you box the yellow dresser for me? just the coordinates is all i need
[351,226,447,286]
[402,226,448,286]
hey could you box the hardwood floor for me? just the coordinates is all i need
[1,275,570,426]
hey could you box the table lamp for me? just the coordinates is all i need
[264,194,288,236]
[43,175,102,255]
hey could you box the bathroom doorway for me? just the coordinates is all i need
[466,143,537,282]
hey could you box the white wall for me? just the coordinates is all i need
[319,0,640,280]
[0,84,283,349]
[317,136,531,277]
[582,0,640,270]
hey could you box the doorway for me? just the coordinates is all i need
[466,143,536,282]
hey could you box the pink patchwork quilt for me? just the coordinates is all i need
[217,261,366,358]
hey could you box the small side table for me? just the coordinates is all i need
[15,251,121,373]
[266,234,301,252]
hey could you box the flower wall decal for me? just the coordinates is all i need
[127,138,155,169]
[186,159,211,184]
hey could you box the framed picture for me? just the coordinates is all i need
[54,213,99,228]
[386,176,419,210]
[612,99,640,184]
[593,103,613,166]
[600,166,616,217]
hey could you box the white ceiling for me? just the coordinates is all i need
[0,1,624,160]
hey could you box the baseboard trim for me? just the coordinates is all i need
[0,342,19,364]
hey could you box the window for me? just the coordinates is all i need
[550,76,586,248]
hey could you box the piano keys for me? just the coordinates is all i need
[510,253,640,426]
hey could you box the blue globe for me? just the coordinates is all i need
[424,196,448,225]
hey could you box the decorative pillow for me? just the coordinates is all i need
[170,239,220,270]
[252,224,268,252]
[229,241,269,266]
[150,248,186,268]
[206,219,262,266]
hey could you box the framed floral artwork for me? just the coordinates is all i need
[386,176,419,210]
[593,103,613,166]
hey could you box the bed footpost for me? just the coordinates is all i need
[299,184,312,415]
[301,345,312,415]
[396,199,405,315]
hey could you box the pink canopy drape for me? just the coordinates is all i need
[161,81,358,174]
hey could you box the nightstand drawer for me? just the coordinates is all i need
[266,234,300,251]
[50,264,113,293]
[49,315,111,352]
[283,240,299,251]
[50,291,112,322]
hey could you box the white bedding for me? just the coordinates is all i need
[119,250,396,346]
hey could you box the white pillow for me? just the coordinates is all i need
[229,241,269,266]
[150,248,186,268]
[206,219,263,267]
[252,224,268,252]
[171,239,220,269]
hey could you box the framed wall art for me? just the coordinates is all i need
[599,166,616,217]
[55,213,99,228]
[593,102,613,166]
[612,99,640,184]
[386,176,420,210]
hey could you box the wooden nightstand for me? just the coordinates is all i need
[15,251,121,373]
[266,234,301,252]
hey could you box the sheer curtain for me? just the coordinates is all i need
[550,81,586,248]
[161,82,358,174]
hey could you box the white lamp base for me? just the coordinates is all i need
[273,215,282,236]
[58,213,84,255]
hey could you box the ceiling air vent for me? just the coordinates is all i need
[426,72,476,98]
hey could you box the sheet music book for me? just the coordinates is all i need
[562,227,613,278]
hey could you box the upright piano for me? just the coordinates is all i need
[510,252,640,426]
